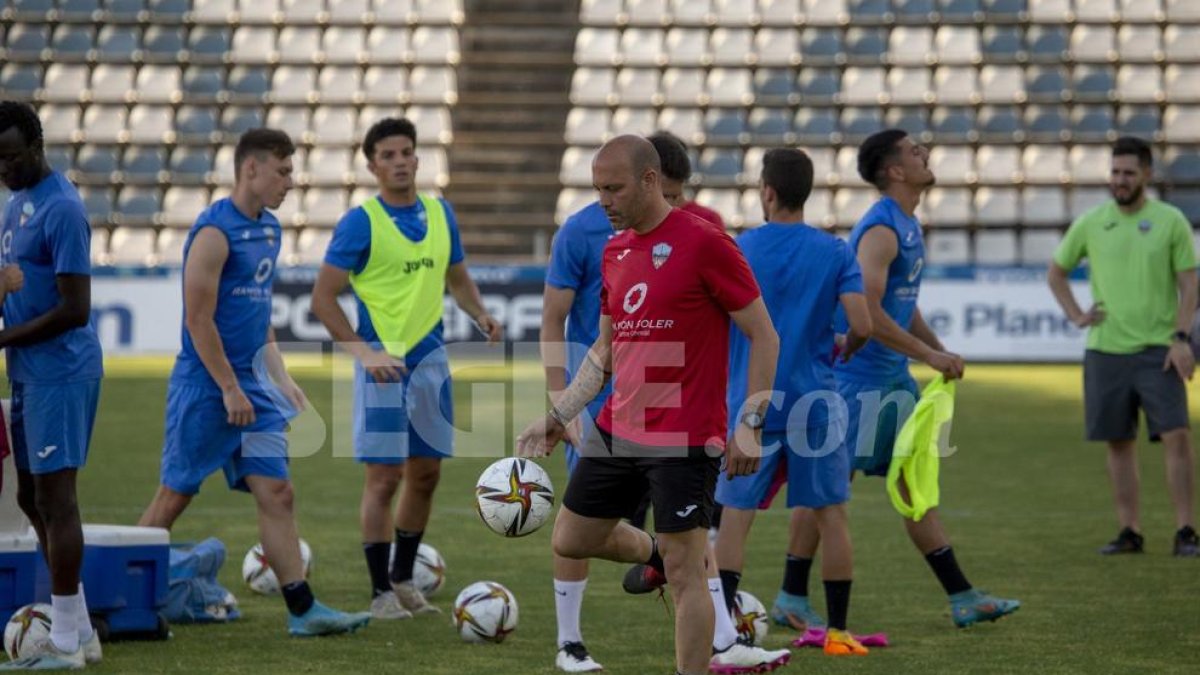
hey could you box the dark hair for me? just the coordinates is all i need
[234,128,295,177]
[762,148,814,211]
[363,117,417,161]
[0,101,44,148]
[1113,136,1153,168]
[647,131,691,182]
[857,128,909,190]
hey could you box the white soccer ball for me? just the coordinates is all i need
[389,542,447,597]
[242,539,313,595]
[452,581,518,644]
[4,603,52,660]
[474,457,555,537]
[734,591,770,646]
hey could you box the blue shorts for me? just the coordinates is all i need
[353,356,454,464]
[838,376,920,477]
[160,382,290,495]
[715,419,850,510]
[10,380,100,475]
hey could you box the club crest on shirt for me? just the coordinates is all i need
[652,242,672,269]
[19,201,33,226]
[1138,219,1152,233]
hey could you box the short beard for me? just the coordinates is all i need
[1112,184,1143,207]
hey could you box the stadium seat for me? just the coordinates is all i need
[82,105,129,144]
[371,0,414,25]
[96,26,140,63]
[704,108,748,144]
[939,0,982,21]
[847,27,888,65]
[116,187,162,227]
[1165,26,1200,62]
[413,0,463,24]
[121,147,167,185]
[974,230,1018,265]
[930,106,976,142]
[1070,25,1115,63]
[1022,145,1068,183]
[79,187,115,225]
[90,227,110,266]
[1022,187,1069,226]
[155,228,186,267]
[1170,188,1200,223]
[886,108,931,138]
[841,107,883,142]
[134,66,182,105]
[580,0,623,25]
[611,107,657,136]
[1021,229,1061,265]
[926,188,972,226]
[1072,105,1115,142]
[50,25,94,62]
[929,147,974,185]
[41,64,89,104]
[1068,146,1111,183]
[227,66,272,104]
[1025,104,1069,142]
[662,67,705,105]
[658,107,704,144]
[1166,147,1200,184]
[109,227,157,267]
[576,28,619,67]
[237,0,278,22]
[318,66,362,104]
[1119,0,1161,21]
[231,27,275,64]
[706,68,752,105]
[91,65,135,104]
[1166,0,1200,20]
[1117,65,1164,104]
[295,228,333,265]
[936,26,981,65]
[188,26,232,65]
[1165,65,1200,103]
[161,187,210,228]
[888,67,933,105]
[175,106,219,143]
[280,27,323,64]
[266,106,312,144]
[1028,0,1069,22]
[842,67,887,105]
[748,108,792,143]
[667,0,711,24]
[693,189,741,227]
[926,230,971,265]
[324,27,368,65]
[621,28,665,67]
[934,66,978,105]
[75,145,120,183]
[272,189,303,227]
[754,29,799,67]
[616,68,661,105]
[1026,65,1069,103]
[711,27,753,66]
[127,105,174,144]
[45,146,73,173]
[307,147,354,185]
[834,146,860,185]
[329,0,371,23]
[697,148,744,185]
[1073,65,1115,103]
[805,189,833,228]
[796,67,841,103]
[759,0,800,25]
[221,106,266,138]
[282,0,327,22]
[976,145,1020,184]
[555,188,594,225]
[753,68,796,105]
[311,107,357,145]
[665,28,709,67]
[832,189,876,227]
[565,108,610,145]
[1116,25,1162,63]
[143,26,185,62]
[362,66,409,104]
[890,27,934,66]
[6,25,51,61]
[1073,0,1116,22]
[803,0,846,26]
[58,0,101,22]
[1117,105,1161,138]
[739,189,763,228]
[1026,26,1068,63]
[801,28,843,67]
[560,146,597,186]
[409,67,457,105]
[969,186,1017,225]
[1164,106,1200,142]
[714,0,757,25]
[169,147,215,183]
[794,108,840,143]
[271,66,317,104]
[982,25,1025,63]
[979,65,1025,103]
[303,188,349,227]
[1069,187,1109,219]
[417,148,448,189]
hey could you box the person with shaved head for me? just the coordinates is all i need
[518,136,785,675]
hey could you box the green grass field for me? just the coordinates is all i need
[25,359,1200,673]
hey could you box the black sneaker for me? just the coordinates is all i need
[621,563,667,594]
[1099,527,1144,555]
[1174,526,1199,557]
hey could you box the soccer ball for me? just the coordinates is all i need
[390,542,447,597]
[242,539,313,595]
[734,591,770,646]
[4,603,52,660]
[474,457,555,537]
[452,581,518,644]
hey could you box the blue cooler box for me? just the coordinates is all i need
[0,530,39,626]
[34,525,171,639]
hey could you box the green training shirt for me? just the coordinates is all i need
[1054,197,1197,354]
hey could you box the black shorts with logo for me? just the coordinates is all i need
[1084,347,1190,442]
[562,428,721,533]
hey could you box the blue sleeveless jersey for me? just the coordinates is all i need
[834,196,925,383]
[171,198,281,392]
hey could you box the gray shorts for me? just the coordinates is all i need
[1084,347,1190,442]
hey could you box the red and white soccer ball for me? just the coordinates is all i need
[242,538,313,595]
[4,603,52,660]
[734,591,770,646]
[452,581,519,644]
[390,542,447,597]
[474,457,555,537]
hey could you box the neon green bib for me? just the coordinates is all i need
[349,194,449,358]
[887,377,956,522]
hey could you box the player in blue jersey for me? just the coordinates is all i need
[0,101,104,670]
[770,129,1018,630]
[138,129,370,638]
[310,117,501,621]
[541,199,612,672]
[713,148,874,656]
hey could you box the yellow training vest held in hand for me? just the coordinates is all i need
[348,194,450,358]
[886,377,956,522]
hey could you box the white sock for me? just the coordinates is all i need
[49,594,81,654]
[554,578,587,647]
[709,577,739,651]
[76,583,94,643]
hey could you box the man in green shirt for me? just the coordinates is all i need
[1048,136,1198,557]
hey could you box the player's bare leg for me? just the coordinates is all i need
[1160,428,1198,556]
[659,528,712,675]
[553,507,650,563]
[137,484,194,529]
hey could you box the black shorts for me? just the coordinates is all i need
[562,429,721,533]
[1084,347,1190,442]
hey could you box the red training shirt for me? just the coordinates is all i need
[597,208,761,450]
[680,201,726,229]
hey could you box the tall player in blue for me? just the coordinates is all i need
[138,129,370,637]
[0,101,103,670]
[828,129,1019,627]
[542,196,612,673]
[714,148,873,656]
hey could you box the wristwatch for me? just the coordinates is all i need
[1174,330,1191,343]
[739,411,765,430]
